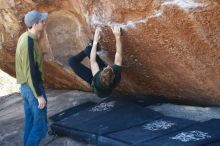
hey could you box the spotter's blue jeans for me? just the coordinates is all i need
[20,83,47,146]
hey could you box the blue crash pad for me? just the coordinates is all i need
[137,119,220,146]
[74,105,162,134]
[49,101,96,122]
[206,140,220,146]
[98,116,197,146]
[51,99,162,144]
[54,99,139,126]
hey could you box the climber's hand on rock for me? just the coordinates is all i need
[93,27,101,44]
[112,26,121,38]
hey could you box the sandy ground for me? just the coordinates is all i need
[0,70,19,97]
[0,89,220,146]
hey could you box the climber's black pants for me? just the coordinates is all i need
[68,47,106,84]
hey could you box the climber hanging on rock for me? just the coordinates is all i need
[68,26,122,98]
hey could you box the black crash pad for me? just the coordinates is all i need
[137,119,220,146]
[49,101,96,122]
[51,100,162,144]
[98,116,197,146]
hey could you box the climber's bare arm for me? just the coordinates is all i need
[90,28,101,76]
[112,26,122,66]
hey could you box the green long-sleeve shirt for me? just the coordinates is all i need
[16,31,44,98]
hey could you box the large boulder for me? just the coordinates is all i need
[0,0,219,105]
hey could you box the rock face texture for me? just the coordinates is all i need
[0,0,220,105]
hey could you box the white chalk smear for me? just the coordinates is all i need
[87,0,206,30]
[163,0,205,9]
